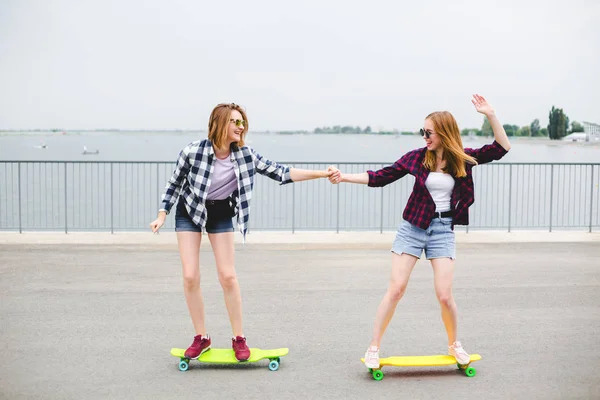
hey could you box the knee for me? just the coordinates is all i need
[182,271,200,291]
[436,292,454,308]
[388,281,408,303]
[218,273,238,291]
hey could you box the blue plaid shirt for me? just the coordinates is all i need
[160,139,293,238]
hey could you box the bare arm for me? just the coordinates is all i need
[290,168,330,182]
[472,94,511,151]
[330,160,408,186]
[339,172,369,185]
[487,112,511,151]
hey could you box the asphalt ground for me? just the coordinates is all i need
[1,240,599,399]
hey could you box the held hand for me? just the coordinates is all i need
[326,165,340,179]
[329,173,343,184]
[327,165,343,184]
[471,94,495,116]
[149,216,165,233]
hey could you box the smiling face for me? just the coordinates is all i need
[226,110,245,145]
[423,118,443,153]
[207,103,248,149]
[422,110,474,178]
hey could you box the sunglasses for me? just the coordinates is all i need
[230,119,246,128]
[420,128,434,139]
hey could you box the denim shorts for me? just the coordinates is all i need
[174,199,234,234]
[391,217,455,260]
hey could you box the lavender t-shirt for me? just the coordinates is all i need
[207,156,237,200]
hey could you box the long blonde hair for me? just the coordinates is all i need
[422,111,476,178]
[207,103,248,149]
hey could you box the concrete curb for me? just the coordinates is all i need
[0,231,598,248]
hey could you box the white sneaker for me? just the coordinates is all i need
[448,341,470,365]
[364,346,380,369]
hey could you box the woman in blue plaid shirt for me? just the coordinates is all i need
[150,103,339,361]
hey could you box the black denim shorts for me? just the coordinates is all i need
[174,199,234,234]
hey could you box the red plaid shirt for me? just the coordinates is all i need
[367,140,509,229]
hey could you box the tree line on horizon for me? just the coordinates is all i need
[3,107,583,139]
[310,106,584,140]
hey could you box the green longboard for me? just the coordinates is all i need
[171,347,289,372]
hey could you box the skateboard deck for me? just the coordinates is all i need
[171,347,289,371]
[361,354,482,381]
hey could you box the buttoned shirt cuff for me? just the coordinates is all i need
[281,168,293,185]
[366,170,377,187]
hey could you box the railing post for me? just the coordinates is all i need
[466,171,470,233]
[380,187,384,234]
[292,182,295,234]
[110,163,114,234]
[336,173,340,234]
[590,165,594,233]
[64,162,68,234]
[508,164,512,233]
[549,165,554,232]
[17,162,22,233]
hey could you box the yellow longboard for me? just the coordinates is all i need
[171,348,289,372]
[361,354,482,381]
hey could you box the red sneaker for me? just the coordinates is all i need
[184,334,211,359]
[232,336,250,361]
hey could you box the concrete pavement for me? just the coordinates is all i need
[1,238,599,399]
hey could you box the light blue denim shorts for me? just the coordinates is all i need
[391,217,455,260]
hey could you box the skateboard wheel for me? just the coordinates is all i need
[268,360,280,371]
[178,360,189,372]
[372,369,384,381]
[465,367,476,377]
[368,368,373,373]
[275,357,281,363]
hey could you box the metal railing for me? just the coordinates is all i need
[0,161,598,232]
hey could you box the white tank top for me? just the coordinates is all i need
[425,172,455,212]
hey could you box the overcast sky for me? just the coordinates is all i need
[1,0,598,131]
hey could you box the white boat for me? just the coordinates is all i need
[82,145,99,155]
[562,133,587,142]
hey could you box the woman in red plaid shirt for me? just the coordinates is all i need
[329,94,511,369]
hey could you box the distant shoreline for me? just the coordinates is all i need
[1,130,598,147]
[0,130,206,134]
[0,129,559,138]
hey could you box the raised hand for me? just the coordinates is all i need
[471,94,495,116]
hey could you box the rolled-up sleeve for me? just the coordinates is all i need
[251,148,293,185]
[367,159,409,187]
[465,140,509,165]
